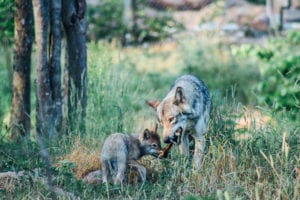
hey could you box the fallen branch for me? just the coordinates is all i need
[159,143,173,158]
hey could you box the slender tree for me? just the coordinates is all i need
[33,0,56,138]
[49,0,62,133]
[62,0,87,132]
[9,0,33,140]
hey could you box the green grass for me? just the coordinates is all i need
[0,35,299,199]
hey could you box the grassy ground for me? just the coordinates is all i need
[0,33,299,199]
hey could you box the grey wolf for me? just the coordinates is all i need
[146,74,211,169]
[100,127,162,185]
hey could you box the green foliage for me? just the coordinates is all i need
[132,5,183,43]
[246,0,266,4]
[0,139,42,171]
[179,37,260,104]
[86,0,182,44]
[258,31,300,113]
[87,0,126,41]
[232,31,300,116]
[86,42,176,137]
[0,0,14,45]
[0,0,13,119]
[52,160,83,193]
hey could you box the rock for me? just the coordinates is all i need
[250,13,270,32]
[147,0,213,10]
[82,170,102,184]
[224,0,248,8]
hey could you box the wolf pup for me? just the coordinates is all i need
[100,127,162,185]
[146,75,211,169]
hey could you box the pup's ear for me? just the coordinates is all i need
[143,129,151,140]
[146,100,160,110]
[173,87,185,105]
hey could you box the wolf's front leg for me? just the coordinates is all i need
[128,160,147,182]
[193,135,205,170]
[179,134,190,157]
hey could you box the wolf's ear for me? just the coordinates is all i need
[146,100,160,110]
[143,129,151,140]
[153,123,158,134]
[173,87,185,105]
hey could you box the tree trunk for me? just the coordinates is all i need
[9,0,33,140]
[33,0,56,138]
[62,0,87,132]
[49,0,62,133]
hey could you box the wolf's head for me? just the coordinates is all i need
[140,125,162,157]
[147,87,193,145]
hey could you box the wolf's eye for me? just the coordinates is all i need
[168,117,175,123]
[151,143,158,148]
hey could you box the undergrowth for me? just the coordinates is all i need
[0,35,299,199]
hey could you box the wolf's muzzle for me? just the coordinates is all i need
[164,127,182,144]
[163,136,171,143]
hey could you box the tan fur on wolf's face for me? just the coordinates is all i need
[156,100,186,144]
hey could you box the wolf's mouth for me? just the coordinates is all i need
[171,127,182,144]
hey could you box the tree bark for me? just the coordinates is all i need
[62,0,87,131]
[49,0,62,133]
[33,0,56,138]
[9,0,33,140]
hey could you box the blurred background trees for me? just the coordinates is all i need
[1,0,87,140]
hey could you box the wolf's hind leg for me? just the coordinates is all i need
[128,160,147,182]
[101,160,109,184]
[114,158,127,185]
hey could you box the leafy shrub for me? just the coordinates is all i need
[133,12,183,43]
[255,31,300,115]
[87,0,126,41]
[231,31,300,118]
[86,0,182,44]
[0,139,42,171]
[0,0,14,45]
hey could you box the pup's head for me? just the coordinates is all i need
[146,87,191,145]
[140,125,162,157]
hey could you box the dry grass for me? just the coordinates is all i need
[234,108,274,140]
[60,136,164,184]
[62,143,101,179]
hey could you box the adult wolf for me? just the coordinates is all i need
[146,75,211,169]
[100,127,162,185]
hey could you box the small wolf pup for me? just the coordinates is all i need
[146,75,211,169]
[100,127,162,185]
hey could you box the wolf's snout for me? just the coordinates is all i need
[163,136,171,143]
